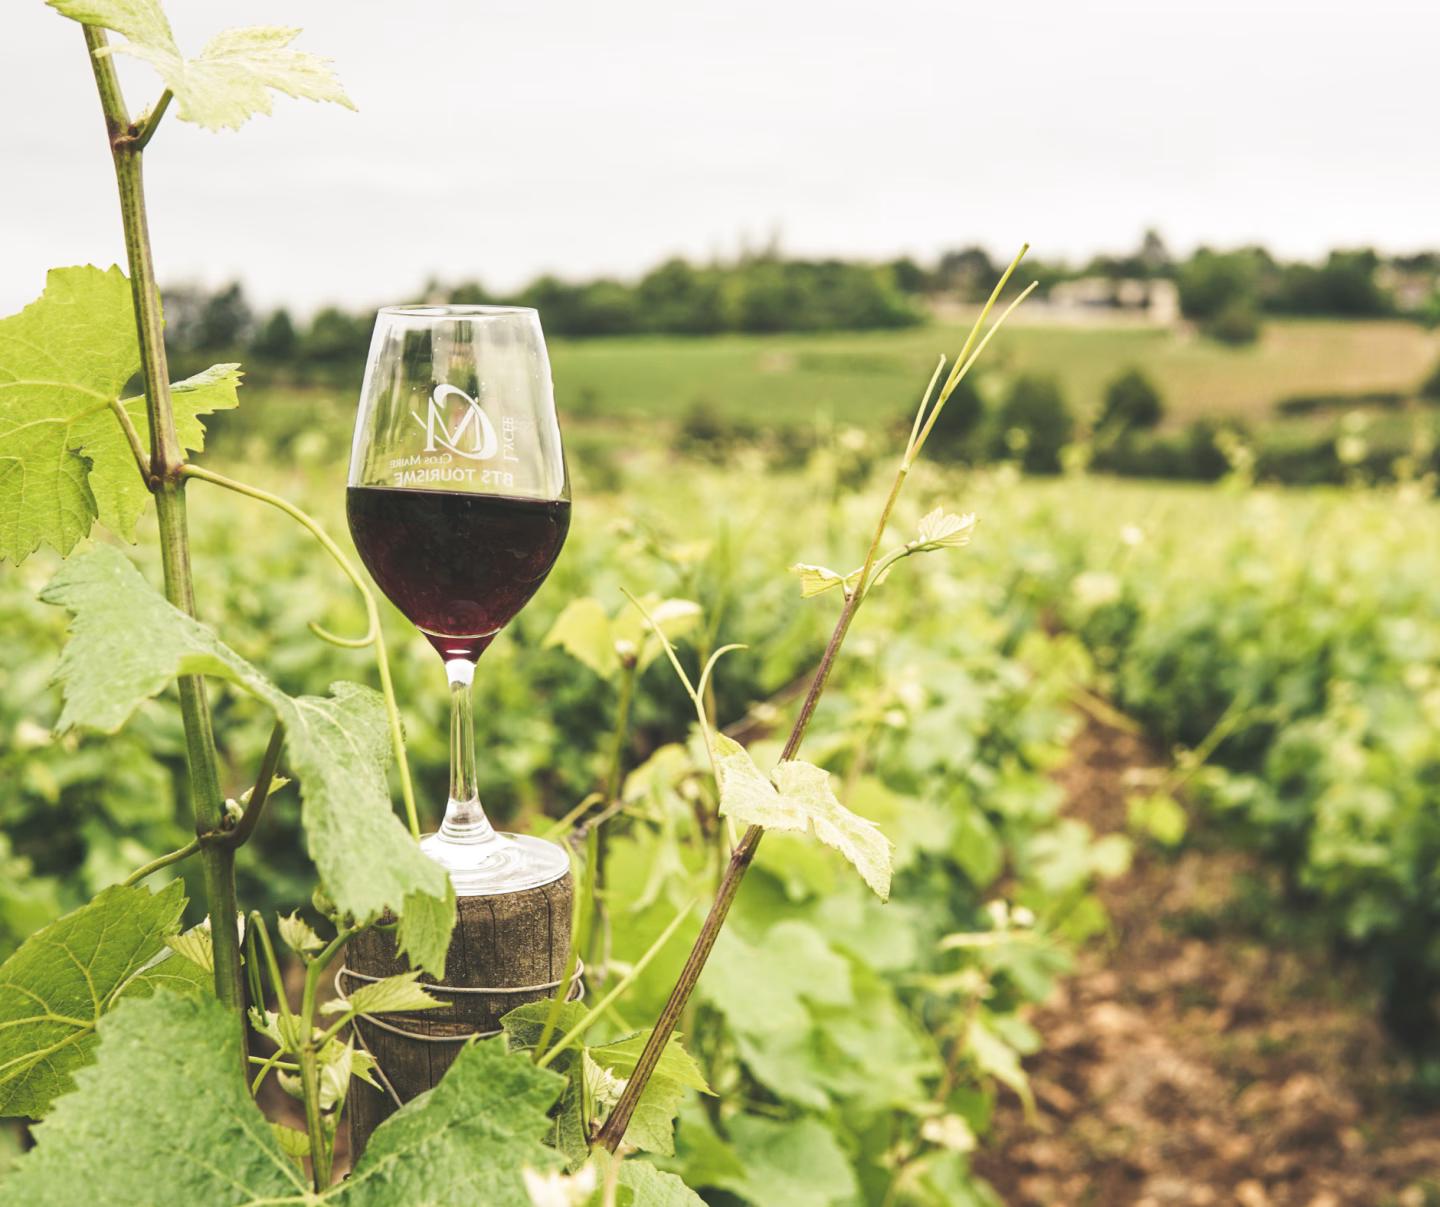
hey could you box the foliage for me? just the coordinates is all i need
[1097,367,1165,438]
[988,374,1073,473]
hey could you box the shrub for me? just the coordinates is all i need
[1098,367,1165,438]
[990,374,1073,473]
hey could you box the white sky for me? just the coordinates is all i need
[4,0,1439,314]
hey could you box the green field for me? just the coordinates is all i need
[549,316,1440,431]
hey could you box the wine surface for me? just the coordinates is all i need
[347,486,570,661]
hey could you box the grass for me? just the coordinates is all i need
[549,317,1440,431]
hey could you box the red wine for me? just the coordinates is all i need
[347,486,570,661]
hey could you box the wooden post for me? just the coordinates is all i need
[344,873,574,1163]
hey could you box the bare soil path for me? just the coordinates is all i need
[975,722,1440,1207]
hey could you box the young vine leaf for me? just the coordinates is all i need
[0,881,186,1118]
[0,266,238,563]
[277,911,323,956]
[788,563,862,599]
[712,735,894,900]
[544,595,701,679]
[321,970,442,1017]
[49,0,355,132]
[40,545,456,976]
[6,993,567,1205]
[913,507,976,551]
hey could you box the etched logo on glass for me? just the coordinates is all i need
[411,384,498,461]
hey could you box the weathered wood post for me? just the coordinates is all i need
[344,871,575,1162]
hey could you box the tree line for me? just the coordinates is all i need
[164,234,1440,376]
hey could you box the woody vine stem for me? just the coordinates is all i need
[598,251,1036,1148]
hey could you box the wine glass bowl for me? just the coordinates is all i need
[347,305,570,894]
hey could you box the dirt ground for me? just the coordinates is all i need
[974,722,1440,1207]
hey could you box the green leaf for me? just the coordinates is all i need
[322,969,441,1017]
[96,363,241,540]
[501,1001,589,1168]
[716,1116,857,1207]
[788,562,859,599]
[165,921,216,972]
[588,1030,711,1094]
[41,545,454,975]
[965,1016,1033,1113]
[0,266,241,561]
[914,507,977,550]
[587,1031,710,1158]
[699,920,851,1037]
[611,597,702,671]
[544,597,617,678]
[713,735,893,900]
[0,266,132,562]
[594,1151,707,1206]
[270,1121,309,1164]
[50,1,354,132]
[277,911,323,956]
[1126,791,1188,847]
[0,881,185,1117]
[335,1038,564,1205]
[8,995,567,1206]
[5,993,305,1205]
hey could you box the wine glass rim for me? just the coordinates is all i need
[377,303,539,320]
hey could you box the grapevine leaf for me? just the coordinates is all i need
[0,881,185,1118]
[587,1031,710,1158]
[322,969,441,1017]
[40,545,455,975]
[501,1001,588,1168]
[788,562,859,599]
[717,1116,858,1207]
[49,1,355,132]
[0,266,133,562]
[9,996,566,1205]
[699,920,851,1037]
[4,993,305,1205]
[165,921,216,972]
[913,507,977,550]
[713,735,894,900]
[119,920,215,1002]
[270,1122,309,1164]
[95,363,241,539]
[333,1039,565,1205]
[588,1030,711,1094]
[607,1153,708,1206]
[0,267,241,561]
[611,596,702,671]
[277,911,323,956]
[544,597,616,677]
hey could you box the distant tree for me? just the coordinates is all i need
[1205,300,1262,346]
[990,374,1073,473]
[933,246,996,300]
[1176,248,1262,320]
[636,259,727,334]
[159,285,210,351]
[1098,367,1165,437]
[447,280,496,305]
[1269,249,1390,316]
[250,309,297,361]
[1137,228,1172,276]
[303,307,370,364]
[194,283,253,349]
[886,257,930,294]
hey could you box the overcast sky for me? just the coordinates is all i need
[4,0,1438,314]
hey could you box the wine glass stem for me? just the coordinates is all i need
[441,658,496,845]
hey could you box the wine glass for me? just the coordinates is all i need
[346,305,571,895]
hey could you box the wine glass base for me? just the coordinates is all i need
[419,830,570,896]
